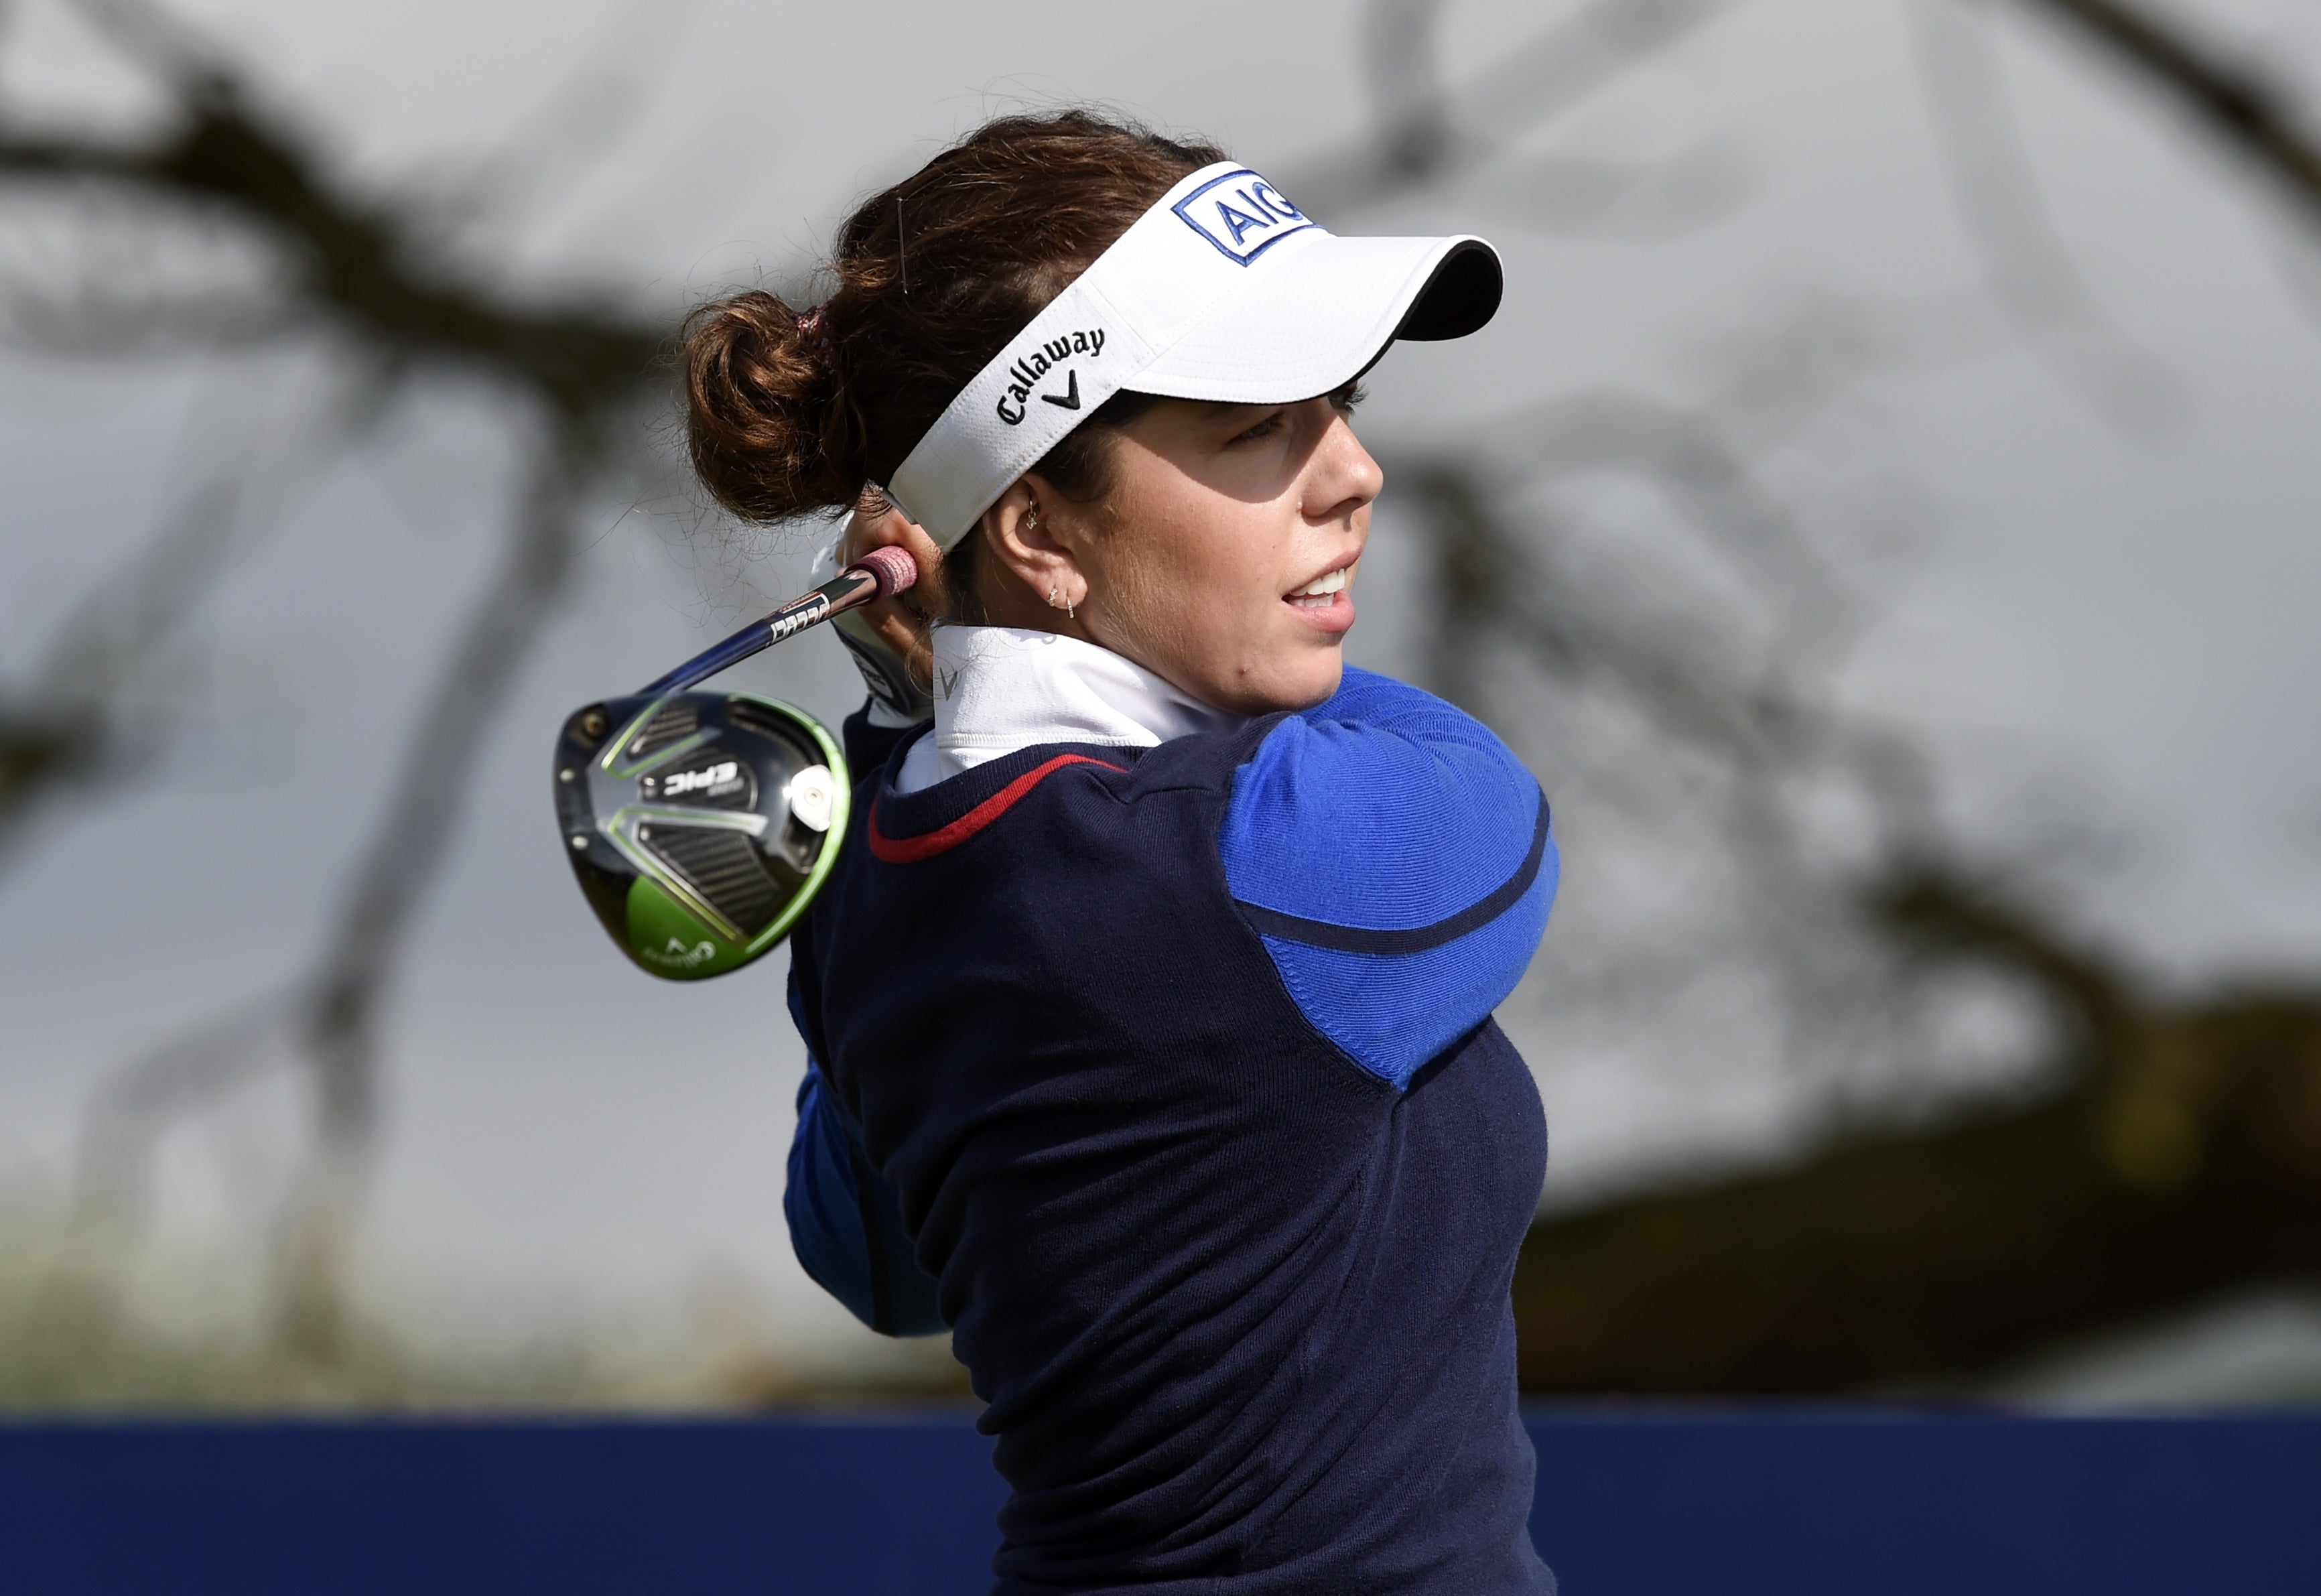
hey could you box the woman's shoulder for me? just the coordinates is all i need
[1210,666,1556,1087]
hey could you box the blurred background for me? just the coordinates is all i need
[2,0,2318,1412]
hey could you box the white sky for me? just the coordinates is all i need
[2,0,2318,1372]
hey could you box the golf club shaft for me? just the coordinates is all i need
[637,545,918,697]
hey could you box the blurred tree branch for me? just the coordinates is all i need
[0,78,660,395]
[2010,0,2321,229]
[1514,865,2321,1394]
[1912,0,2190,436]
[0,2,663,847]
[1,0,671,1359]
[1296,0,1742,216]
[0,382,369,868]
[271,437,599,1355]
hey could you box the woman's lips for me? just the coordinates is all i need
[1284,566,1356,634]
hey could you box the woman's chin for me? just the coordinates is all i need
[1228,649,1343,716]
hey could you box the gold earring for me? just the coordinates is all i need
[1024,498,1041,531]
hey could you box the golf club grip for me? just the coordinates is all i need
[635,545,919,696]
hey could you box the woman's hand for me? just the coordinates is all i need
[841,492,945,681]
[830,490,946,718]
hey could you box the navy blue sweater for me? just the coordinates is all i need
[785,667,1558,1593]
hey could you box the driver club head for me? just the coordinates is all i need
[554,691,848,980]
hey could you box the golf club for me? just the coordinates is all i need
[554,544,917,980]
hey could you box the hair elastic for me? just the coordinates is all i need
[794,303,835,360]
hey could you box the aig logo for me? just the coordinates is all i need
[1173,170,1315,265]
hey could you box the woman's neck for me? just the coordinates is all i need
[892,624,1246,795]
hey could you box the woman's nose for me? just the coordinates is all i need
[1305,401,1383,523]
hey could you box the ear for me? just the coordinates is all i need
[978,475,1089,614]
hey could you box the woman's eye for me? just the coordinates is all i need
[1331,383,1367,414]
[1227,411,1287,446]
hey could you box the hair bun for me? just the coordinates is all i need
[682,289,853,523]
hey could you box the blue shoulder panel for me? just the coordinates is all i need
[1219,669,1556,1089]
[783,990,945,1337]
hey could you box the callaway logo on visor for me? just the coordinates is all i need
[995,329,1107,425]
[880,160,1501,552]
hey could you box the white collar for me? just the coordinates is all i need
[892,625,1246,795]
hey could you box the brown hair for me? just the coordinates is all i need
[683,111,1226,613]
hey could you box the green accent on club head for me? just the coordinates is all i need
[624,876,751,979]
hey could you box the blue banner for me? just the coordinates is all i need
[1,1411,2313,1593]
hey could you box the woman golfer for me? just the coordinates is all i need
[685,112,1559,1594]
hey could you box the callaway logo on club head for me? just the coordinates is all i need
[641,937,719,970]
[995,330,1106,425]
[1172,169,1313,265]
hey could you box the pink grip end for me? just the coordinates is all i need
[848,543,919,598]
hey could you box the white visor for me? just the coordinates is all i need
[881,161,1502,549]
